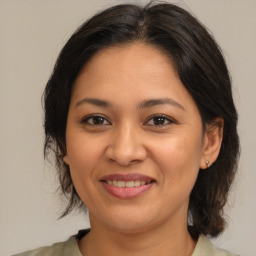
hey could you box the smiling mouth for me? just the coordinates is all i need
[100,174,156,199]
[101,180,156,188]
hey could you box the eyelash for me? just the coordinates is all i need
[145,114,175,126]
[80,114,175,127]
[81,115,111,126]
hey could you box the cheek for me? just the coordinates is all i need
[66,134,104,206]
[151,135,202,184]
[66,133,103,179]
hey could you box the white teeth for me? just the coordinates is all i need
[107,180,151,188]
[113,180,118,186]
[125,181,134,188]
[134,180,140,187]
[117,181,125,188]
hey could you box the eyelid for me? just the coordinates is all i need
[80,114,176,126]
[80,114,111,125]
[144,114,176,126]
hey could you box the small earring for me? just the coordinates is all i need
[206,160,210,168]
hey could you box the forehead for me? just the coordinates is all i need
[75,42,175,82]
[70,43,195,110]
[74,43,173,86]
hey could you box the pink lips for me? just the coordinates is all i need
[101,173,154,182]
[100,173,156,199]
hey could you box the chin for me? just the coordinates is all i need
[94,207,160,234]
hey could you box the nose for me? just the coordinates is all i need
[105,123,147,166]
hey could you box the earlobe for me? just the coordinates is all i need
[63,155,70,165]
[200,118,224,169]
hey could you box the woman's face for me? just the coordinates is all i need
[64,43,210,233]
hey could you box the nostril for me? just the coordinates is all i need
[105,138,147,166]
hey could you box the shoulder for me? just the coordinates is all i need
[192,235,239,256]
[12,236,82,256]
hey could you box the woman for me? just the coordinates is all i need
[15,2,240,255]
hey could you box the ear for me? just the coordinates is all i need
[63,154,70,165]
[200,118,224,169]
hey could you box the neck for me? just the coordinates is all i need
[78,215,196,256]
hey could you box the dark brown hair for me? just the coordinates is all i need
[44,2,239,238]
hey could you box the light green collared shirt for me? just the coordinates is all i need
[13,233,239,256]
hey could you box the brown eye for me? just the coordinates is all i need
[82,115,111,125]
[146,115,174,126]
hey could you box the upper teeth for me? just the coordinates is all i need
[107,180,148,188]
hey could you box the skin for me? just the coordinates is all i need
[63,43,223,256]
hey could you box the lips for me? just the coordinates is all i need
[100,173,156,199]
[101,173,155,182]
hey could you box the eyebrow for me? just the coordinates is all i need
[75,97,185,111]
[75,98,112,108]
[137,98,185,111]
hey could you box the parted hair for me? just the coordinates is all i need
[44,1,239,238]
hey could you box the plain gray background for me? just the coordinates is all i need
[0,0,255,255]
